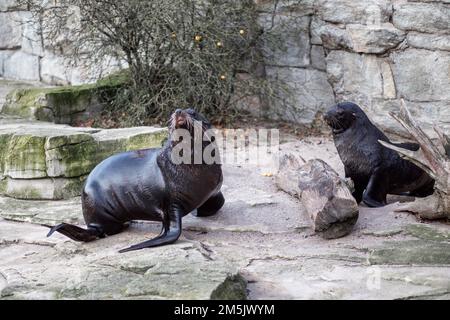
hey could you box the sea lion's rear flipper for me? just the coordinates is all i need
[46,223,102,242]
[363,168,388,208]
[194,192,225,217]
[119,206,183,253]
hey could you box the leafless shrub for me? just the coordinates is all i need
[20,0,298,126]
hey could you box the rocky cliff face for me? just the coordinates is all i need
[0,1,123,85]
[259,0,450,134]
[1,0,449,133]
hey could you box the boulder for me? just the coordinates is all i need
[3,51,40,81]
[393,2,450,34]
[259,13,310,67]
[391,49,450,102]
[0,118,167,199]
[407,33,450,52]
[0,0,22,12]
[315,0,391,25]
[276,152,358,239]
[265,67,335,125]
[0,176,86,200]
[0,12,22,50]
[346,23,405,54]
[319,24,353,50]
[2,80,121,124]
[319,23,405,54]
[310,45,326,71]
[326,50,396,102]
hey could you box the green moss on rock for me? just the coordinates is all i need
[369,240,450,265]
[210,274,248,300]
[2,71,128,124]
[0,133,13,175]
[4,134,47,179]
[125,129,168,151]
[405,224,450,242]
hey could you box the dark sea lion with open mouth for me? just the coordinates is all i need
[47,108,224,253]
[324,102,434,208]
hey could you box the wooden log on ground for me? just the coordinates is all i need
[378,99,450,220]
[276,152,359,239]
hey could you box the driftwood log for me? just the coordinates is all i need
[379,100,450,220]
[276,152,359,239]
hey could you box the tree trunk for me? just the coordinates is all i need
[276,153,359,239]
[378,99,450,220]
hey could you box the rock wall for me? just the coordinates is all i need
[1,0,449,134]
[0,1,120,85]
[259,0,450,134]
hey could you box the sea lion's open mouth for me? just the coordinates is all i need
[175,118,186,128]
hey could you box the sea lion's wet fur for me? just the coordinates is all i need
[324,102,434,207]
[47,109,224,252]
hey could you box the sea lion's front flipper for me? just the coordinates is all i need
[362,168,388,207]
[46,223,102,242]
[194,192,225,217]
[119,206,183,253]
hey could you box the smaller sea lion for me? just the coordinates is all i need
[324,102,434,207]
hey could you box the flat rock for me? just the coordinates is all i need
[1,136,450,300]
[0,117,167,199]
[0,220,246,300]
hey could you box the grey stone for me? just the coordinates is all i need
[0,116,167,199]
[266,67,335,125]
[3,51,40,81]
[0,0,22,12]
[346,23,405,54]
[0,12,22,50]
[407,32,450,52]
[0,51,14,77]
[326,50,396,102]
[310,16,326,45]
[318,23,405,53]
[1,176,86,200]
[40,51,71,86]
[319,24,353,50]
[393,3,450,34]
[391,49,450,101]
[310,45,326,71]
[21,13,44,57]
[259,14,310,67]
[316,0,392,25]
[256,0,315,15]
[368,99,450,138]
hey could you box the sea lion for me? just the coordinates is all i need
[323,102,434,208]
[47,108,224,253]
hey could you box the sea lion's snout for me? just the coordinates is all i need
[174,109,187,128]
[324,108,344,134]
[171,108,193,130]
[324,103,359,135]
